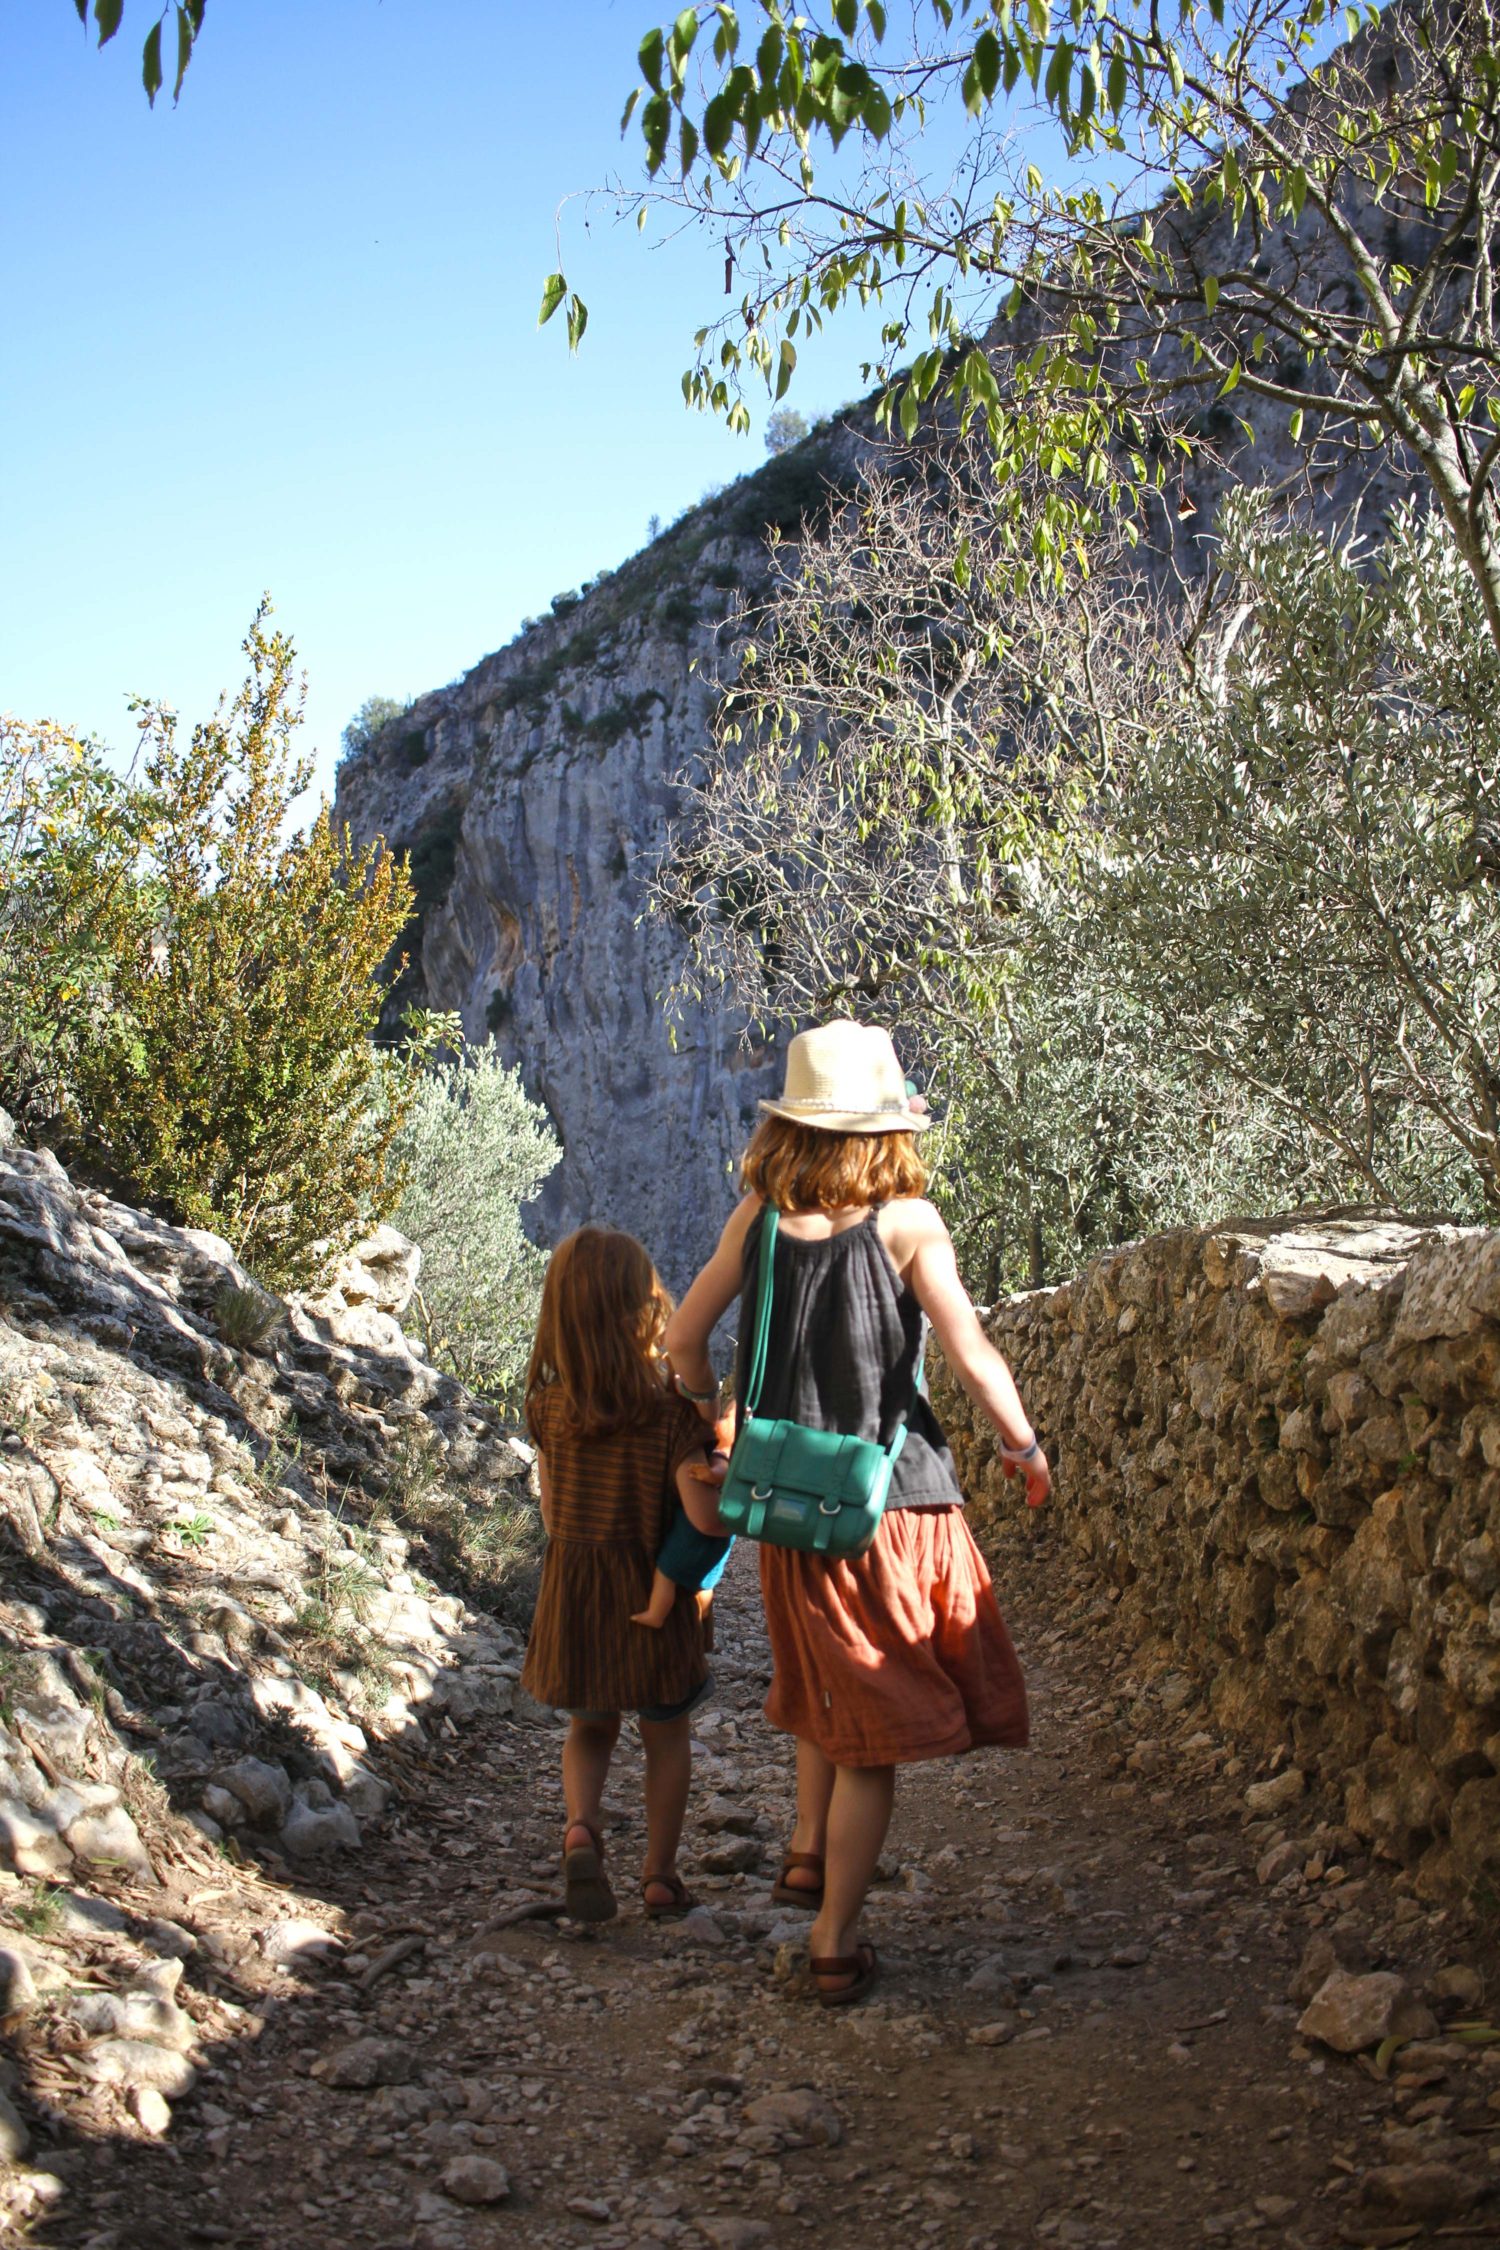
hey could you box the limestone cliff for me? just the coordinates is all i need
[332,428,868,1291]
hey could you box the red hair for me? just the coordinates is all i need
[525,1226,674,1440]
[740,1115,927,1213]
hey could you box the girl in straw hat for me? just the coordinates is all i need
[665,1020,1049,2005]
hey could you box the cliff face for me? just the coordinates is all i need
[333,428,867,1290]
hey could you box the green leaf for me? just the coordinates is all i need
[538,273,568,328]
[72,0,86,21]
[1218,359,1241,394]
[775,337,797,399]
[172,2,194,99]
[639,27,665,90]
[566,294,589,352]
[621,85,642,133]
[1202,274,1220,312]
[899,382,919,439]
[93,0,124,47]
[974,29,1001,99]
[1288,406,1304,439]
[834,0,858,33]
[142,18,163,103]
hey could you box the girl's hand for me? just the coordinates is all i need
[1001,1439,1051,1509]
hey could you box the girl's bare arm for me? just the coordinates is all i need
[663,1193,760,1402]
[536,1452,555,1535]
[887,1200,1051,1507]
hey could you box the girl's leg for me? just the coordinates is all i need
[780,1735,836,1893]
[563,1714,621,1853]
[638,1711,692,1906]
[809,1762,896,1988]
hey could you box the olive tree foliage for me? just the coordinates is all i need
[69,0,207,106]
[656,447,1500,1285]
[653,436,1164,1042]
[549,0,1500,640]
[1076,490,1500,1215]
[390,1039,560,1405]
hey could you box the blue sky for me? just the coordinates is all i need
[1,2,890,796]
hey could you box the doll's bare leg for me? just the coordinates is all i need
[630,1569,678,1629]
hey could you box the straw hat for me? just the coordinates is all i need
[758,1020,930,1136]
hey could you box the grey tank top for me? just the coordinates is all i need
[733,1205,964,1512]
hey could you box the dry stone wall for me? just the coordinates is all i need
[934,1215,1500,1904]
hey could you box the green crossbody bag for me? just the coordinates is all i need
[716,1208,914,1558]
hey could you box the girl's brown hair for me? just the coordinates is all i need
[740,1115,927,1213]
[525,1226,674,1441]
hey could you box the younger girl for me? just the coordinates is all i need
[520,1226,727,1922]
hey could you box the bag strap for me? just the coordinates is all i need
[741,1203,919,1463]
[741,1205,779,1420]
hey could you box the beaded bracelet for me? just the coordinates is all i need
[673,1370,719,1405]
[1000,1435,1041,1466]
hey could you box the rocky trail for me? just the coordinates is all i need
[19,1538,1500,2250]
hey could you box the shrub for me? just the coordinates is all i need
[59,603,415,1286]
[212,1283,283,1352]
[340,694,412,766]
[390,1043,560,1403]
[0,718,151,1138]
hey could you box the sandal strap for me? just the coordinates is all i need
[780,1851,825,1873]
[563,1818,604,1856]
[643,1873,690,1903]
[810,1952,866,1975]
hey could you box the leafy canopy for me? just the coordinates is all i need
[69,0,207,106]
[549,0,1500,633]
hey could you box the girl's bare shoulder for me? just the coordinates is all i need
[876,1196,950,1272]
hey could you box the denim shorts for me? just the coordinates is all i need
[566,1671,714,1726]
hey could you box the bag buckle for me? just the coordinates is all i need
[818,1499,841,1516]
[751,1485,773,1502]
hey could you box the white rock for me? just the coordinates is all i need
[217,1756,293,1826]
[741,2087,842,2148]
[0,1793,72,1878]
[0,2089,30,2162]
[79,2039,198,2097]
[130,2086,173,2135]
[63,1801,154,1881]
[0,1941,39,2015]
[439,2155,511,2206]
[259,1917,343,1967]
[281,1795,361,1857]
[1244,1768,1306,1817]
[1298,1970,1439,2054]
[701,2221,772,2250]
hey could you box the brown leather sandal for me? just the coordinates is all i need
[810,1941,879,2009]
[641,1872,697,1920]
[771,1849,825,1910]
[562,1819,617,1923]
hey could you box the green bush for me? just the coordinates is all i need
[390,1043,559,1403]
[0,717,150,1137]
[1,606,416,1286]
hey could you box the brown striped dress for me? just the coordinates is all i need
[520,1384,711,1716]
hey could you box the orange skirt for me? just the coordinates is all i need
[758,1507,1028,1767]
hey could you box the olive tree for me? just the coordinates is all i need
[1078,490,1500,1214]
[390,1042,560,1404]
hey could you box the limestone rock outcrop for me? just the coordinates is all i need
[332,429,869,1288]
[0,1135,542,2216]
[935,1212,1500,1901]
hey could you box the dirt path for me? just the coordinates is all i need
[33,1538,1500,2250]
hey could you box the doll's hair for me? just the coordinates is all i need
[525,1226,674,1440]
[740,1115,927,1212]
